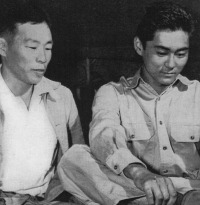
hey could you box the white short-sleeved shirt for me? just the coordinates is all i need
[0,73,57,196]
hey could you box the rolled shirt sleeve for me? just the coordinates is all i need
[89,84,146,174]
[106,147,146,174]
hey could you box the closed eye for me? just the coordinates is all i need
[157,52,168,57]
[175,52,188,58]
[27,46,37,50]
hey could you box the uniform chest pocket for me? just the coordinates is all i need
[171,125,200,142]
[125,123,154,141]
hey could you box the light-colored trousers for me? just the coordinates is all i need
[57,145,147,205]
[1,195,78,205]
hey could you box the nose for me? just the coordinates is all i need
[37,48,47,64]
[165,54,175,69]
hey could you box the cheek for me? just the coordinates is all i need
[177,57,188,68]
[8,52,23,67]
[12,50,31,65]
[149,55,166,67]
[46,52,52,64]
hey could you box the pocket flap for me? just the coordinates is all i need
[127,123,154,141]
[171,125,200,142]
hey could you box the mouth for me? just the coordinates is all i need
[32,69,45,72]
[162,72,176,76]
[32,69,46,76]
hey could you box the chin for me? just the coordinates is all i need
[161,80,175,86]
[29,77,43,85]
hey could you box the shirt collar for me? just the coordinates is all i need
[119,68,192,90]
[119,69,142,89]
[175,74,192,86]
[34,77,61,101]
[0,64,61,101]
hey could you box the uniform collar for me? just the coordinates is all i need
[119,68,192,90]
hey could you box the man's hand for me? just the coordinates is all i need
[123,164,177,205]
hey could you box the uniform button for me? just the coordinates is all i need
[114,165,118,170]
[159,121,163,125]
[190,136,195,140]
[163,146,167,150]
[163,170,168,174]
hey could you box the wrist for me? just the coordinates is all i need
[123,163,155,190]
[123,163,146,180]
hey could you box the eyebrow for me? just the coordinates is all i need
[154,45,189,52]
[25,39,53,45]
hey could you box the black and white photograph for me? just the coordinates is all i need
[0,0,200,204]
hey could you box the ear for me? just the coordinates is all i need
[0,38,7,57]
[134,36,144,56]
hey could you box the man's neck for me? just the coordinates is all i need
[1,65,31,94]
[1,66,34,108]
[140,69,171,95]
[21,86,34,109]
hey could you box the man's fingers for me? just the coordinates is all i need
[141,175,177,205]
[144,182,155,205]
[155,177,170,205]
[165,178,177,205]
[152,181,164,205]
[144,180,164,205]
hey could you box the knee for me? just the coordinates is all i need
[59,144,91,166]
[67,144,91,157]
[181,190,200,205]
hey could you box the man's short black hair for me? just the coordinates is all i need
[0,0,51,37]
[136,1,195,48]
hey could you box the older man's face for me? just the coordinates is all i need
[3,22,53,88]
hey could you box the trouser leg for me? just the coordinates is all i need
[0,192,29,205]
[180,190,200,205]
[23,195,83,205]
[0,190,83,205]
[57,145,145,205]
[117,197,148,205]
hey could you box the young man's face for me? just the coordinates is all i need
[3,22,53,88]
[135,30,189,93]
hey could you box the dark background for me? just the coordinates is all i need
[36,0,200,143]
[40,0,200,83]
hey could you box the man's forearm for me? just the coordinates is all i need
[124,164,200,195]
[123,163,155,190]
